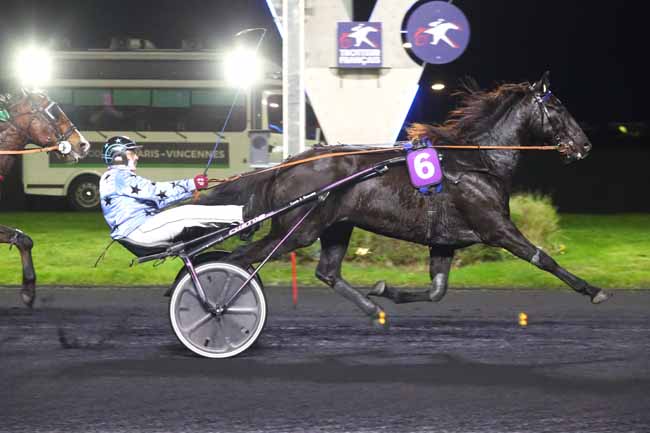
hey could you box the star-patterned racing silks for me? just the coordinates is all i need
[99,165,196,240]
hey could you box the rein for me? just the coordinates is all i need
[0,145,59,155]
[202,142,559,188]
[201,87,567,190]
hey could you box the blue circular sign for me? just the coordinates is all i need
[406,1,471,65]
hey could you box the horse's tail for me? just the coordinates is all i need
[199,168,278,217]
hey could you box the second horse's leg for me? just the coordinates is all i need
[0,226,36,307]
[315,223,386,324]
[368,246,454,304]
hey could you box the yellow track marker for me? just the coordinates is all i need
[518,312,528,327]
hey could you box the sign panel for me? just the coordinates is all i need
[337,22,383,68]
[49,142,229,167]
[406,1,470,65]
[406,147,443,188]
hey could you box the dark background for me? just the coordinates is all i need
[0,0,648,212]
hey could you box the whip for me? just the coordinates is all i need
[203,27,268,175]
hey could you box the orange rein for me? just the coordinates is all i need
[0,145,59,155]
[202,143,559,188]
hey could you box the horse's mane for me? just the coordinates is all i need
[0,94,11,108]
[407,80,531,144]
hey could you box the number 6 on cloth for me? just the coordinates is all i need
[406,148,443,188]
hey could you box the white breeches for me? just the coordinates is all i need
[125,205,243,246]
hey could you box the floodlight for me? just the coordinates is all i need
[224,47,263,89]
[13,46,53,88]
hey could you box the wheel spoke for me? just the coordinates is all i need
[213,319,229,350]
[225,281,253,307]
[216,273,233,305]
[219,316,243,348]
[225,306,258,315]
[181,313,213,335]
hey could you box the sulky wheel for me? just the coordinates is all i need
[169,261,267,358]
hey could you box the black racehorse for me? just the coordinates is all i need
[0,89,90,306]
[200,72,611,324]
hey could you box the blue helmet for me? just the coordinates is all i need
[102,136,141,165]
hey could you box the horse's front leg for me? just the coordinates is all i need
[368,246,454,303]
[483,217,611,304]
[0,226,36,307]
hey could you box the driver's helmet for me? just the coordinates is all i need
[102,136,142,166]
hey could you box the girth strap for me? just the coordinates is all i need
[425,195,435,243]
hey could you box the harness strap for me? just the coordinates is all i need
[425,196,435,243]
[203,143,559,190]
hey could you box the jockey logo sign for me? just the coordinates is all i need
[405,1,470,65]
[337,22,383,68]
[406,147,443,189]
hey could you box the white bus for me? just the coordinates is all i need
[22,42,319,210]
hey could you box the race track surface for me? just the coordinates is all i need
[1,286,649,433]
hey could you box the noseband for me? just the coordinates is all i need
[531,89,579,157]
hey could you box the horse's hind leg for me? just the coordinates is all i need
[0,226,36,307]
[315,222,385,322]
[368,246,454,304]
[225,216,321,268]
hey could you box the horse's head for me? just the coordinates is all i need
[1,90,90,162]
[527,71,592,163]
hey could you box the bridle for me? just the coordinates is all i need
[1,94,78,155]
[531,87,581,158]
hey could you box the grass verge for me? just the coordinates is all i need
[0,213,648,289]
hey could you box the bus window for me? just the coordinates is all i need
[185,89,246,132]
[47,88,73,105]
[113,89,150,106]
[74,88,110,106]
[70,88,138,130]
[265,93,321,140]
[153,89,190,107]
[48,87,246,132]
[267,94,282,133]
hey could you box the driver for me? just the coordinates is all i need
[99,136,242,249]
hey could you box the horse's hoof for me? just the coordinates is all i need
[20,290,35,309]
[591,290,612,304]
[367,281,386,298]
[371,310,389,330]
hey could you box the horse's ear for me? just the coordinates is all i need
[532,71,551,93]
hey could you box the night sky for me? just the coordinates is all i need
[0,0,648,126]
